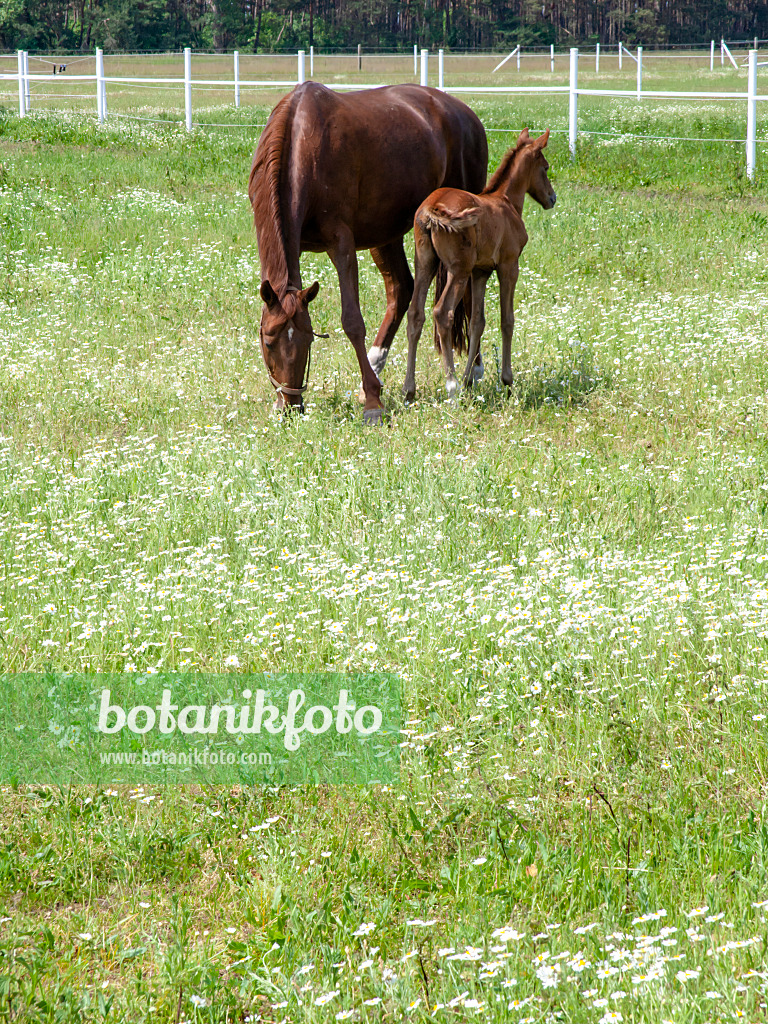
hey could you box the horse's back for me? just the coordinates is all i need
[250,83,488,252]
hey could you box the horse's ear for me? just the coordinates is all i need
[517,127,530,145]
[300,281,320,305]
[260,279,280,309]
[534,129,550,149]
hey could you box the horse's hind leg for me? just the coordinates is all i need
[329,227,384,423]
[366,240,414,383]
[462,271,490,391]
[403,224,439,403]
[433,271,470,399]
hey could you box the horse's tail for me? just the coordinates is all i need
[421,202,481,233]
[421,201,478,356]
[432,264,471,356]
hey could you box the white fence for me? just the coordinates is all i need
[1,45,765,179]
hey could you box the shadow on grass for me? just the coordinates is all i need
[514,348,611,410]
[467,343,610,412]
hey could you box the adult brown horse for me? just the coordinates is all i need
[248,82,488,423]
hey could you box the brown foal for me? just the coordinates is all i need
[403,128,556,403]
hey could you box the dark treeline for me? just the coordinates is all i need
[1,0,766,54]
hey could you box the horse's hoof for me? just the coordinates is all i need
[363,406,384,426]
[403,390,416,406]
[471,358,485,385]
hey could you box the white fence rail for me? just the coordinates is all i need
[1,45,765,179]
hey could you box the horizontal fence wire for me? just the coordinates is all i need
[3,52,764,162]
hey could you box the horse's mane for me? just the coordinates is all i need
[481,139,529,195]
[248,90,298,299]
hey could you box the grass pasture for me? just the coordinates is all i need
[0,67,768,1022]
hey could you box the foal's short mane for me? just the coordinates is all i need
[248,89,299,299]
[481,138,529,195]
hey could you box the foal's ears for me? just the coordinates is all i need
[517,127,530,145]
[534,129,550,149]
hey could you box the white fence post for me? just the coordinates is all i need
[357,44,362,71]
[550,44,554,72]
[96,47,104,122]
[414,44,418,76]
[438,48,444,89]
[234,50,240,106]
[517,45,520,71]
[298,50,305,83]
[722,41,738,70]
[24,51,30,109]
[184,47,192,131]
[747,49,757,181]
[17,50,26,117]
[310,45,314,76]
[710,39,714,71]
[596,42,600,74]
[420,48,428,86]
[619,41,622,70]
[721,38,724,66]
[637,46,642,99]
[569,47,578,160]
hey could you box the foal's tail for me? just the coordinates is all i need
[422,203,481,232]
[433,263,471,356]
[422,202,480,357]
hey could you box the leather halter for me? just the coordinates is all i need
[260,329,328,401]
[268,346,311,399]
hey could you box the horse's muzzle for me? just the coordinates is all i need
[276,395,305,416]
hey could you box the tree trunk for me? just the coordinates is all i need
[254,0,262,52]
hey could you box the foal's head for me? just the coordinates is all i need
[517,128,557,210]
[259,279,319,412]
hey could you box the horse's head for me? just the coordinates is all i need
[518,128,556,210]
[259,279,320,412]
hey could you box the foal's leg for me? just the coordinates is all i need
[403,225,439,403]
[433,271,470,398]
[462,270,491,391]
[366,240,414,381]
[498,261,520,389]
[328,227,384,423]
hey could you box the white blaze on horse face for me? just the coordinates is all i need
[288,327,294,342]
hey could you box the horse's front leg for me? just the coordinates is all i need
[403,225,439,403]
[364,240,414,386]
[433,272,470,399]
[328,228,384,424]
[462,271,490,391]
[498,261,519,389]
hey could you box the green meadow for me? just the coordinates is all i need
[0,55,767,1022]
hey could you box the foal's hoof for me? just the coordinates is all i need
[471,357,485,385]
[363,406,384,426]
